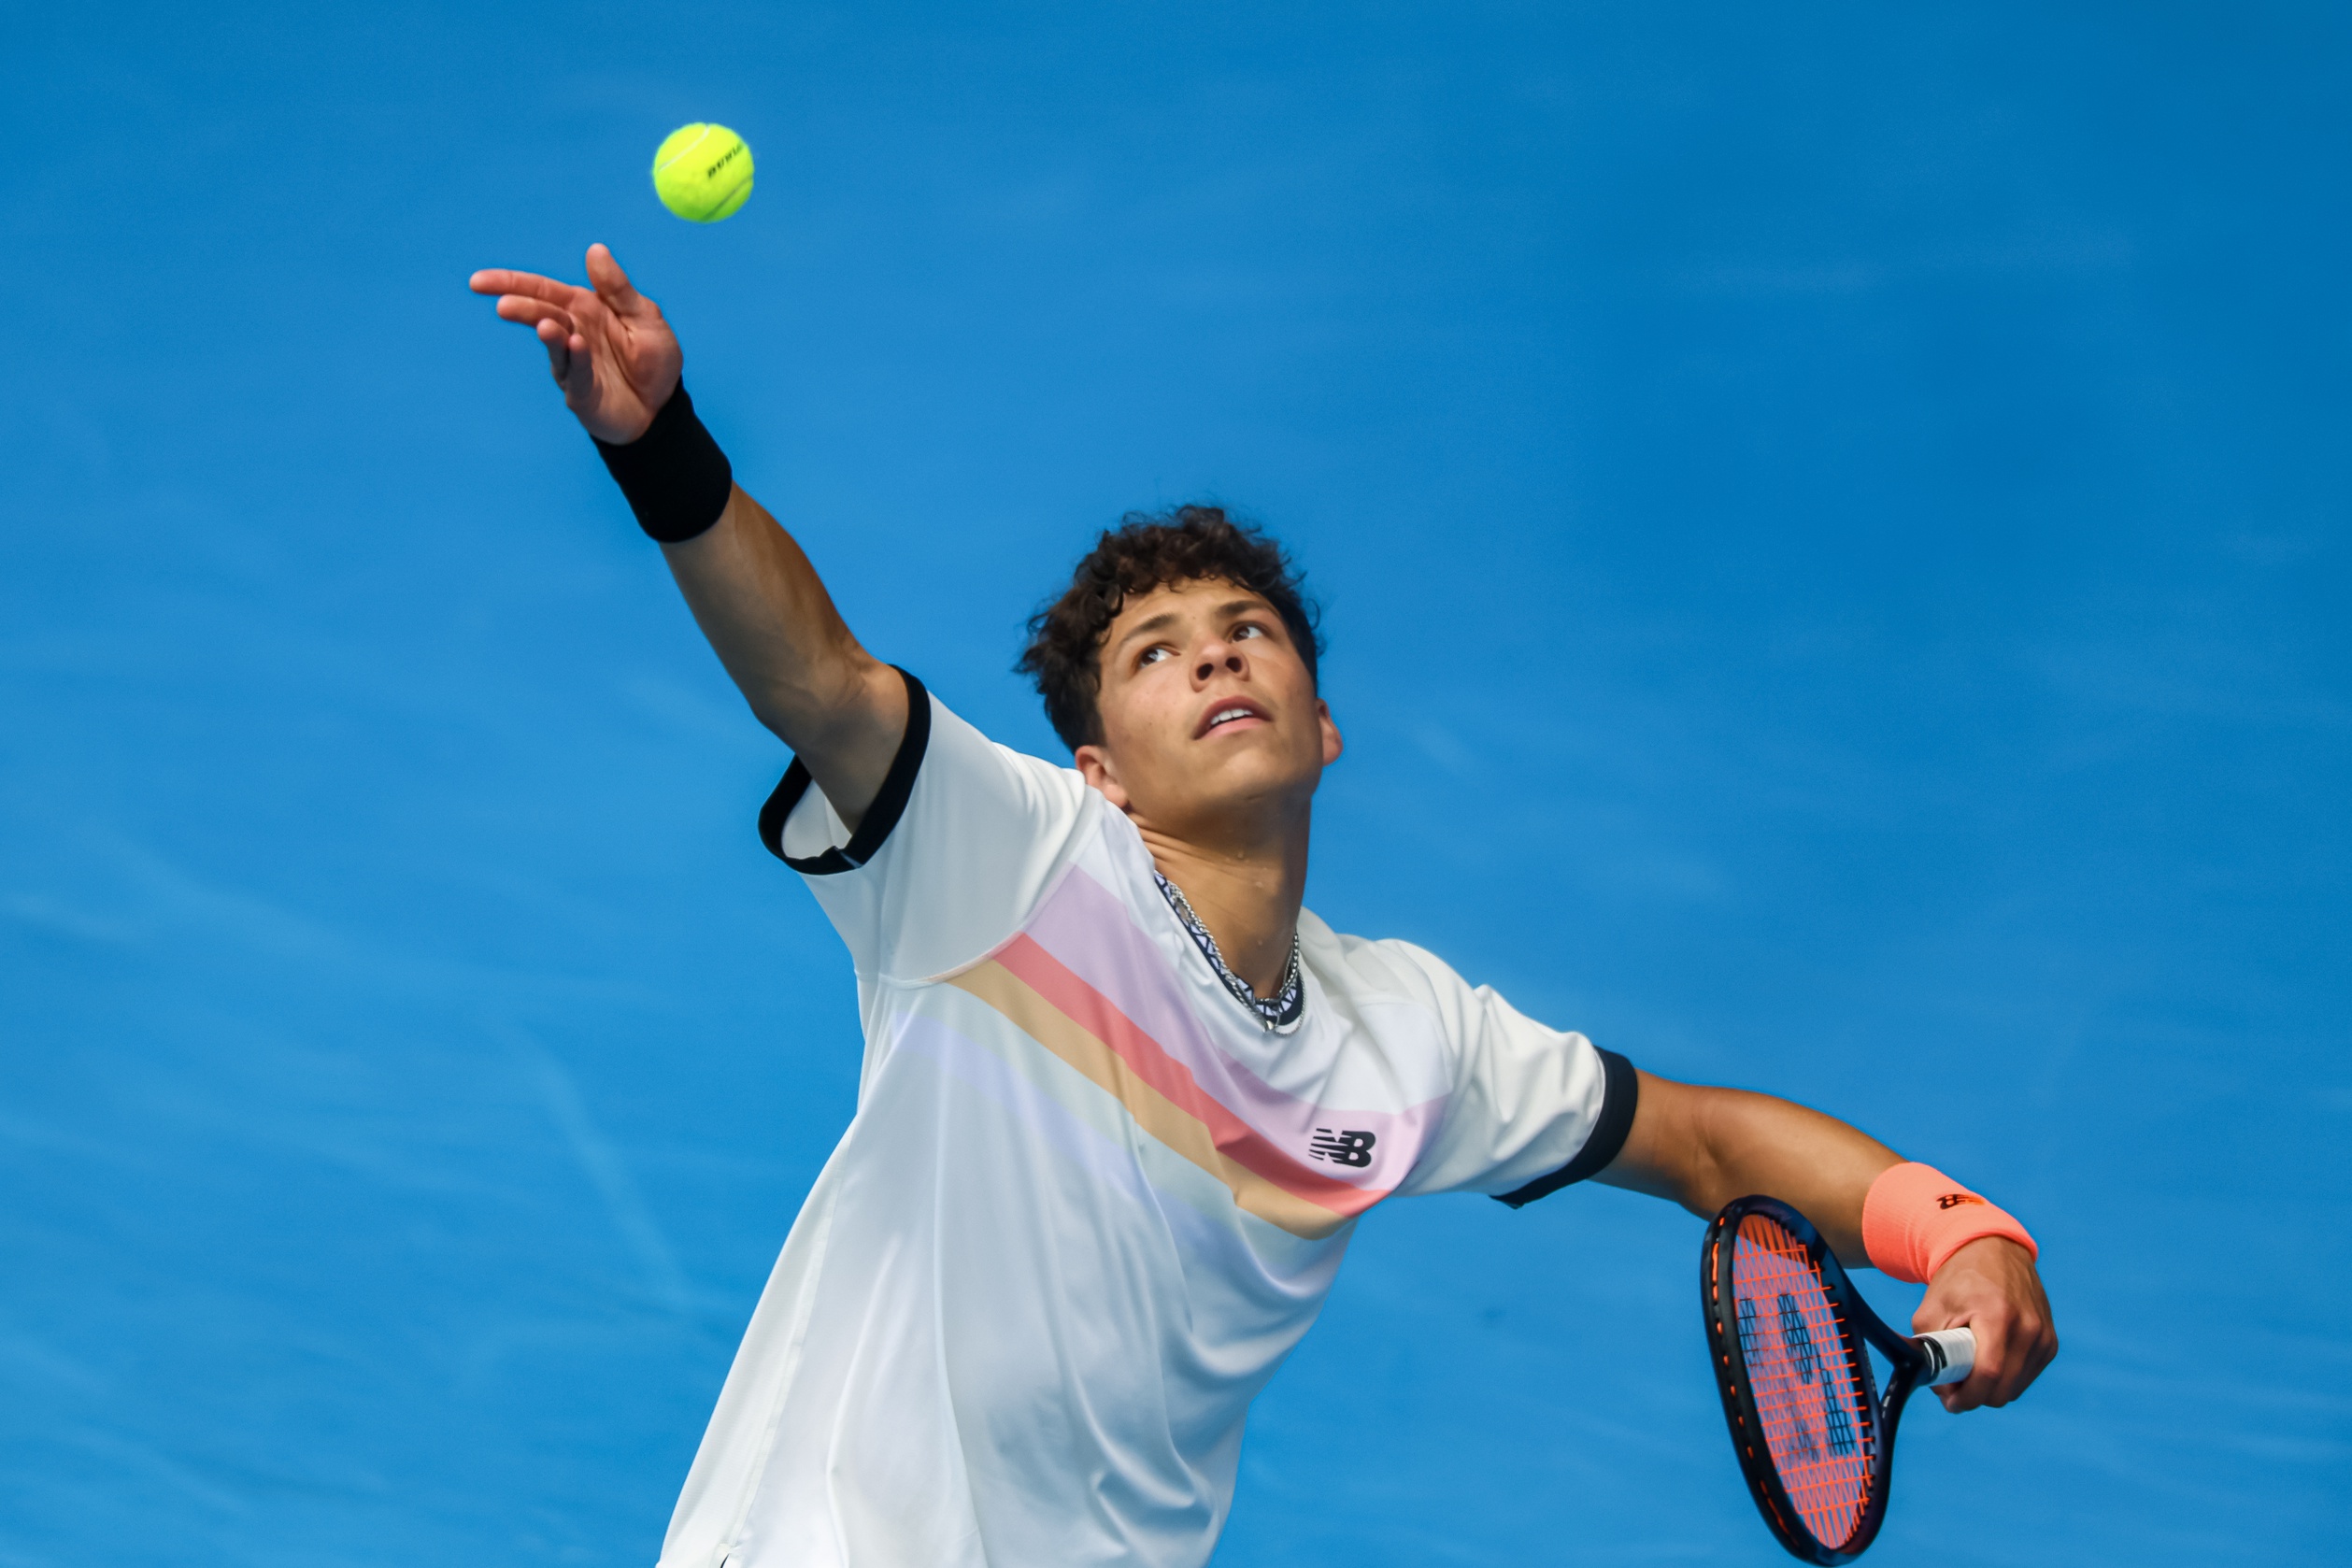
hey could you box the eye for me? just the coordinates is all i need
[1232,622,1265,641]
[1137,645,1172,667]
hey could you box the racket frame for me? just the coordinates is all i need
[1701,1195,1932,1565]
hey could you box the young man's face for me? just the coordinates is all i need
[1074,577,1342,840]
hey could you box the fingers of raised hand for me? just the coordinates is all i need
[469,268,583,305]
[534,317,582,382]
[504,292,613,368]
[584,243,647,311]
[497,294,577,334]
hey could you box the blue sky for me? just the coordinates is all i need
[3,3,2345,1563]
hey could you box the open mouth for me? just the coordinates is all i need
[1196,700,1271,737]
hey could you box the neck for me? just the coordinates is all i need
[1134,805,1312,998]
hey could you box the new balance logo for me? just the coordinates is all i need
[1308,1128,1376,1167]
[1936,1193,1985,1210]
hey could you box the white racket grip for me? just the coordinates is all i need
[1914,1327,1977,1387]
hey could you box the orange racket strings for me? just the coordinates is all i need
[1731,1214,1875,1550]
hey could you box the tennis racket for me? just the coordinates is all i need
[1701,1195,1975,1563]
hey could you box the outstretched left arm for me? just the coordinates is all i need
[1598,1070,2058,1412]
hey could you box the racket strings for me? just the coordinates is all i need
[1730,1215,1875,1549]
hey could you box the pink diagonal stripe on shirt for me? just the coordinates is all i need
[993,933,1388,1219]
[1020,866,1442,1176]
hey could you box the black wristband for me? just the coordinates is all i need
[592,382,734,544]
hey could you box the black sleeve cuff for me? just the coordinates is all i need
[592,382,734,543]
[757,668,932,872]
[1490,1048,1639,1209]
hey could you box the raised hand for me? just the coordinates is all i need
[469,245,683,444]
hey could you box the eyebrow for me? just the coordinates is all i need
[1111,598,1275,653]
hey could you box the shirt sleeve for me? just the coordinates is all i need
[1377,940,1640,1204]
[757,669,1096,981]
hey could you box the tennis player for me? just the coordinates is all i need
[471,246,2057,1568]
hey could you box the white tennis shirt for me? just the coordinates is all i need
[657,674,1635,1568]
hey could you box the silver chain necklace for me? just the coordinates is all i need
[1152,871,1304,1032]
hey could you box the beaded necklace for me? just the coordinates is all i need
[1151,871,1304,1032]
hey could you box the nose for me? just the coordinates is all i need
[1193,640,1246,684]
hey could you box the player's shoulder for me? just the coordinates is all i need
[921,692,1092,806]
[1301,912,1483,1014]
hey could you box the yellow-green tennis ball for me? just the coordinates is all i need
[653,123,754,223]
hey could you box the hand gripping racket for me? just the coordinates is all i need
[1702,1196,1975,1563]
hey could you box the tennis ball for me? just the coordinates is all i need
[652,123,754,223]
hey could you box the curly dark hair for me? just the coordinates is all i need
[1017,504,1324,751]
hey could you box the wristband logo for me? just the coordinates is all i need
[1935,1193,1986,1210]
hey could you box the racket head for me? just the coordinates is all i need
[1702,1197,1915,1564]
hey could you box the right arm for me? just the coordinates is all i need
[469,245,904,824]
[1601,1073,2057,1412]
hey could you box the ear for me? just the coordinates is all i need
[1317,699,1344,766]
[1073,743,1133,810]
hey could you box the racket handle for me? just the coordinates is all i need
[1913,1327,1976,1387]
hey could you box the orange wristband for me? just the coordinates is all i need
[1860,1162,2038,1284]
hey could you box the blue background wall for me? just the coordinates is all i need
[4,4,2345,1562]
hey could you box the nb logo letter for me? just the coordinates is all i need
[1935,1193,1985,1210]
[1308,1128,1376,1167]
